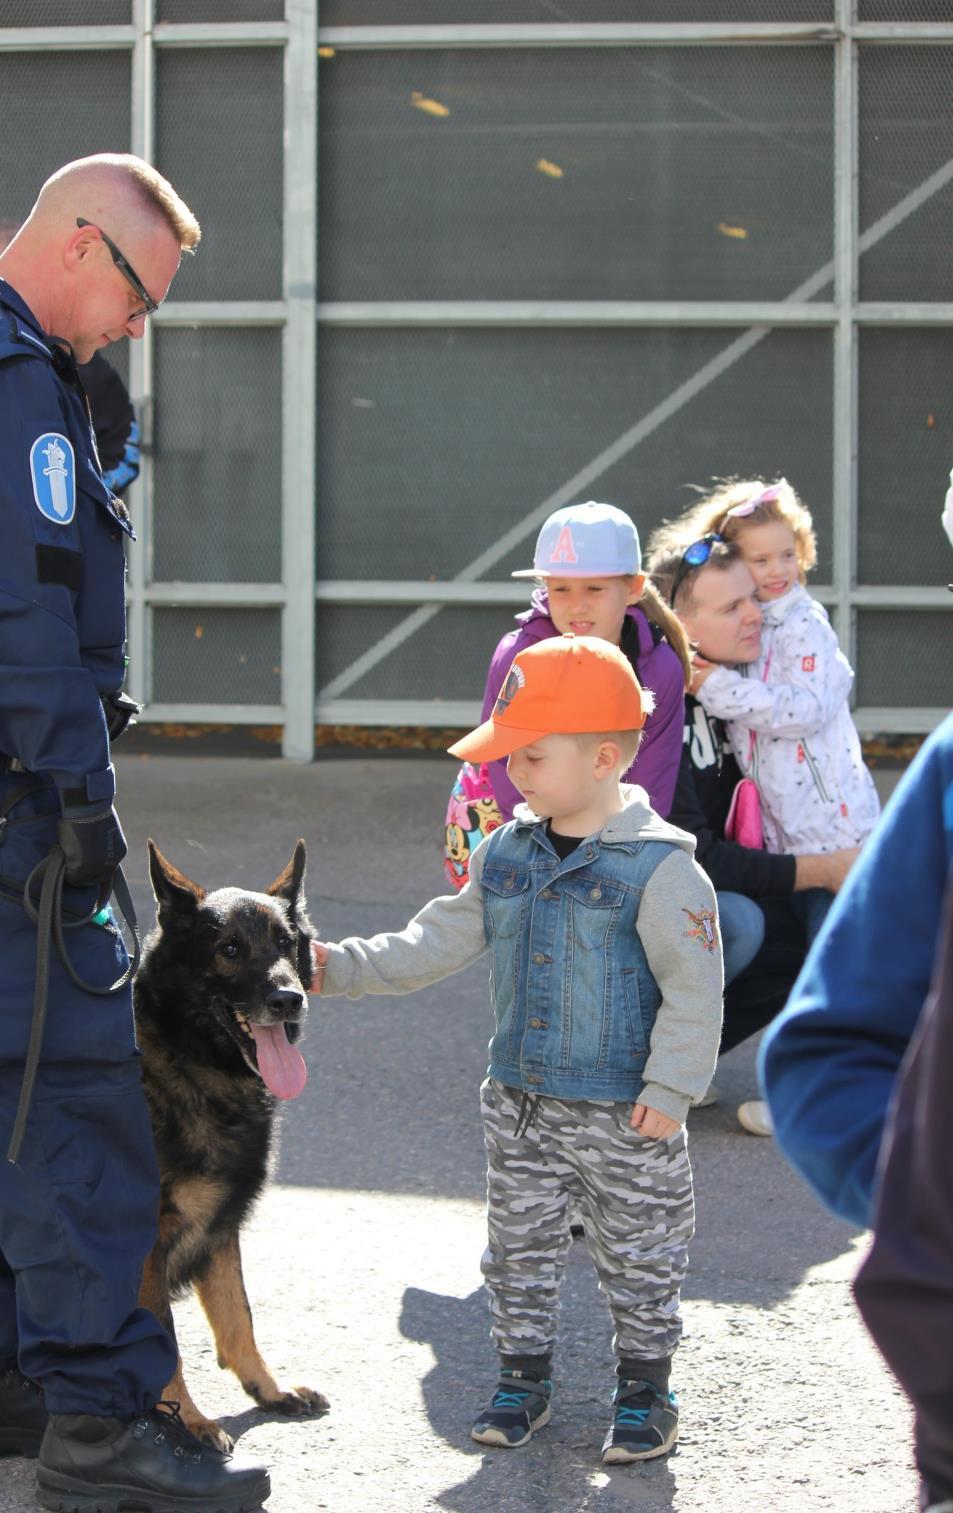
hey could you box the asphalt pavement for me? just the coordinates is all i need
[0,752,914,1513]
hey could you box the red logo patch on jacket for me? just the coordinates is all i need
[802,655,816,672]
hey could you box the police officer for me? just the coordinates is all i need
[0,156,270,1510]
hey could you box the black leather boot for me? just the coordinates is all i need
[0,1365,48,1457]
[36,1401,270,1512]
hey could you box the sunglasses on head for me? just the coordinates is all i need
[668,533,724,608]
[77,216,159,321]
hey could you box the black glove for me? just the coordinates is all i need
[101,689,142,743]
[58,803,127,887]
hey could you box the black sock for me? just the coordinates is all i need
[617,1356,671,1394]
[500,1353,552,1382]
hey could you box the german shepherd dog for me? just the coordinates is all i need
[134,839,328,1450]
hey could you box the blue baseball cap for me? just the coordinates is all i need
[512,501,642,579]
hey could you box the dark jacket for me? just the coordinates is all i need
[78,352,141,497]
[668,695,797,898]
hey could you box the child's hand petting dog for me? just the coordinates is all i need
[630,1103,681,1140]
[310,939,329,992]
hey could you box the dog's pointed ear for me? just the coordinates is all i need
[266,839,306,914]
[148,839,205,921]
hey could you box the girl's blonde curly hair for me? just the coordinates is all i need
[649,477,817,582]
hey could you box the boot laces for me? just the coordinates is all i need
[134,1400,226,1464]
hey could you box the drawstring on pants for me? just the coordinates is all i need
[513,1091,542,1140]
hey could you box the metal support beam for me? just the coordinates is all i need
[126,0,155,714]
[0,26,134,49]
[135,583,286,607]
[142,703,282,724]
[154,301,286,326]
[318,23,839,50]
[281,0,318,761]
[151,21,288,46]
[318,301,839,329]
[856,303,953,325]
[314,698,481,728]
[832,2,858,674]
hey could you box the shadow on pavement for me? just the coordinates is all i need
[399,1277,679,1513]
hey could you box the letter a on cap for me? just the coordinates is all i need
[549,525,578,565]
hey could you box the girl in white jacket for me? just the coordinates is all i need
[688,477,880,941]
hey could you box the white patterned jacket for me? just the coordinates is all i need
[695,584,880,855]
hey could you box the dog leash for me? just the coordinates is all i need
[6,846,141,1164]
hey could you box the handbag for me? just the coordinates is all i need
[443,761,502,891]
[724,775,764,849]
[723,650,770,850]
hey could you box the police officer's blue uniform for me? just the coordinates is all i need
[0,279,176,1416]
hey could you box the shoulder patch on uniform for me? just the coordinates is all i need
[30,432,76,524]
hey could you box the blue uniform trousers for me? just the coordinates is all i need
[0,780,176,1416]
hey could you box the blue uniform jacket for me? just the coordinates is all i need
[760,712,953,1228]
[0,280,133,805]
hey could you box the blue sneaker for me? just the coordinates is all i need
[601,1378,678,1464]
[470,1372,552,1448]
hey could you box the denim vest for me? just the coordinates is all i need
[481,817,679,1101]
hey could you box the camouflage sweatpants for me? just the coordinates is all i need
[480,1078,695,1361]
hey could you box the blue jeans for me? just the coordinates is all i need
[717,891,766,986]
[790,886,833,945]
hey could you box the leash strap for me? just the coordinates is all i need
[7,849,141,1164]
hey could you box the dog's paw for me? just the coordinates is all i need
[271,1385,330,1418]
[183,1414,235,1454]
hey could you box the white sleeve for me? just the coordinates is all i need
[696,608,853,740]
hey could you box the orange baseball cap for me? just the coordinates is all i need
[448,634,652,763]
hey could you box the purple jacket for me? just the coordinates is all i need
[480,591,685,821]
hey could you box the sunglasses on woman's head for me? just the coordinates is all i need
[668,533,724,608]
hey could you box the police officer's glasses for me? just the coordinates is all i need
[668,533,724,608]
[76,217,159,322]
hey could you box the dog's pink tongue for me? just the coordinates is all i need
[250,1024,307,1100]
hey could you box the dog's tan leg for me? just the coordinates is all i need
[138,1233,234,1453]
[194,1232,329,1418]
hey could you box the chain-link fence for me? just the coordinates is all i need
[0,5,949,755]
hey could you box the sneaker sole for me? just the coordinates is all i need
[36,1467,271,1513]
[602,1425,679,1464]
[471,1402,551,1448]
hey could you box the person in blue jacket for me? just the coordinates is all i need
[851,873,953,1513]
[0,155,269,1511]
[760,709,953,1229]
[80,350,141,497]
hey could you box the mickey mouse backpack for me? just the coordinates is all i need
[443,762,503,891]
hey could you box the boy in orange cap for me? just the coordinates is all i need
[312,635,723,1465]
